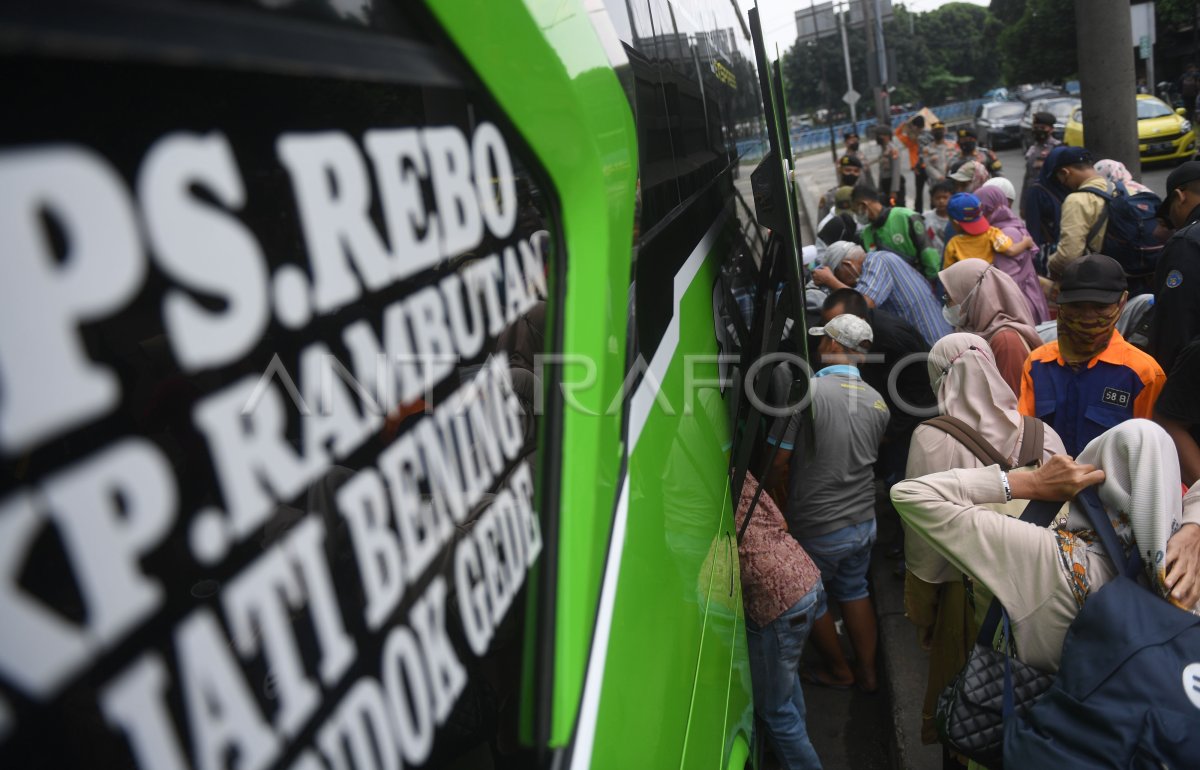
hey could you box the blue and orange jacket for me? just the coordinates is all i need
[1018,331,1166,456]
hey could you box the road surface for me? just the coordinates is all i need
[793,145,1180,236]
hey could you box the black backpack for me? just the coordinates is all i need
[1078,181,1165,276]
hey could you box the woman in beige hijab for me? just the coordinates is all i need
[902,333,1066,750]
[939,259,1044,395]
[897,419,1200,674]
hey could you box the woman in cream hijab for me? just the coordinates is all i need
[939,260,1044,395]
[902,333,1065,748]
[896,418,1200,676]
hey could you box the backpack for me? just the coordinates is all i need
[1078,180,1165,276]
[1004,488,1200,767]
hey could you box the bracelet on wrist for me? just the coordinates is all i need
[999,469,1012,503]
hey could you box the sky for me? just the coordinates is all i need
[736,0,991,60]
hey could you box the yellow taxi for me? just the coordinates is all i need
[1063,94,1196,164]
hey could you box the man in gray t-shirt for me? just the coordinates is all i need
[764,313,889,691]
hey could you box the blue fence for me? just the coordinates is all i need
[787,97,990,155]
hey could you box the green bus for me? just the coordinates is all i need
[0,1,807,768]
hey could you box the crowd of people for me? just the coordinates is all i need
[738,108,1200,768]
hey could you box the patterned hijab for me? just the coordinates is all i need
[939,259,1044,352]
[1061,420,1196,613]
[1094,158,1152,195]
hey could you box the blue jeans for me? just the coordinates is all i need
[801,519,877,603]
[747,584,824,770]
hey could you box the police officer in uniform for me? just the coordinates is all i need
[1150,161,1200,374]
[818,155,867,220]
[954,127,1002,178]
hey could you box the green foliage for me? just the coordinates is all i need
[989,0,1026,25]
[1156,0,1198,29]
[781,2,1007,114]
[779,0,1193,110]
[781,26,871,117]
[995,0,1077,85]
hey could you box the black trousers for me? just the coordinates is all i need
[881,176,907,208]
[913,168,927,212]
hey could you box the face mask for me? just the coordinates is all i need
[942,304,963,327]
[943,273,983,329]
[960,141,977,155]
[847,141,859,151]
[854,211,870,225]
[932,130,945,141]
[1057,302,1122,364]
[840,174,859,186]
[1033,129,1050,142]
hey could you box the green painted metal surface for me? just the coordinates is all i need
[427,2,754,765]
[425,0,638,748]
[588,220,753,768]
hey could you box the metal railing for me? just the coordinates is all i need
[787,97,990,154]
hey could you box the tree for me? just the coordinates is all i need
[782,1,1011,114]
[996,0,1077,85]
[907,3,1004,96]
[989,0,1026,25]
[1156,0,1198,29]
[781,28,870,117]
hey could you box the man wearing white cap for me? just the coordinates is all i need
[765,314,890,692]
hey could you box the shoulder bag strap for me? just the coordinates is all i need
[1015,415,1044,469]
[1081,181,1114,254]
[974,498,1064,646]
[922,414,1011,470]
[1076,486,1145,580]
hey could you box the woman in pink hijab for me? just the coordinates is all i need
[975,185,1050,323]
[1094,158,1152,194]
[939,259,1045,394]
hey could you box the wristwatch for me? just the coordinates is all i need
[999,469,1013,503]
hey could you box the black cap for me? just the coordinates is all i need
[818,212,855,245]
[838,154,864,168]
[957,128,977,139]
[1032,111,1056,127]
[1160,160,1200,219]
[1058,254,1127,305]
[1043,145,1093,177]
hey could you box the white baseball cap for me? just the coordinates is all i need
[808,313,873,353]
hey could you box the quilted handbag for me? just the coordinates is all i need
[933,498,1060,769]
[935,607,1055,768]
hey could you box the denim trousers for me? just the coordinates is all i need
[746,583,824,770]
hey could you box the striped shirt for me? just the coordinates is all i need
[856,249,952,346]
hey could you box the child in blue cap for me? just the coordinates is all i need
[943,192,1033,269]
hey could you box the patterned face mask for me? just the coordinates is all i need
[1056,301,1122,364]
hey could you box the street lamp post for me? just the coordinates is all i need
[836,2,857,126]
